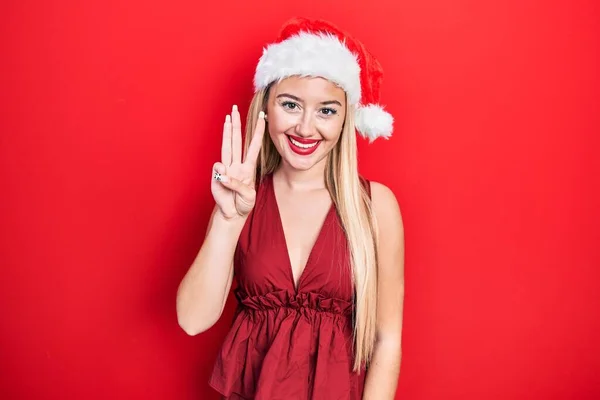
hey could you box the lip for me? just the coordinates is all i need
[287,134,320,144]
[286,134,321,156]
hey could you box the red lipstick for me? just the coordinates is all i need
[286,134,321,156]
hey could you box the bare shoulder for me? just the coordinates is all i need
[369,181,405,292]
[369,181,404,234]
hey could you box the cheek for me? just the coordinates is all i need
[266,105,297,131]
[266,117,292,147]
[267,125,278,145]
[266,122,288,143]
[321,119,345,141]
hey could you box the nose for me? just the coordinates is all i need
[294,112,317,138]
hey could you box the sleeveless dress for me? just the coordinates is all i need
[209,174,368,399]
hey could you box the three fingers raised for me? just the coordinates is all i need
[221,106,265,167]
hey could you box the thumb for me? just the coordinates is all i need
[212,162,228,184]
[213,162,227,176]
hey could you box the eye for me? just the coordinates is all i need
[320,107,338,116]
[281,101,300,110]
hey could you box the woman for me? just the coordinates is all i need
[177,17,405,399]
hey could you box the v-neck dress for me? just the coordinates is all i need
[209,174,368,399]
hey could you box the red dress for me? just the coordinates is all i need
[209,174,367,399]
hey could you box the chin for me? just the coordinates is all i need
[284,156,322,171]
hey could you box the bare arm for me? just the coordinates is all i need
[176,206,245,335]
[362,181,405,399]
[176,105,265,335]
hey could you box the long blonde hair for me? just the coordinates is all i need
[243,86,379,371]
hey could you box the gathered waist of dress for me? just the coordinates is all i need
[234,288,354,316]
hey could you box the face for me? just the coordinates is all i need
[265,76,347,171]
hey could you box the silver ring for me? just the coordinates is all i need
[213,171,222,181]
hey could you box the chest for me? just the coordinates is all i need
[234,177,354,298]
[276,191,333,283]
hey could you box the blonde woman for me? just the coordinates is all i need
[177,17,405,400]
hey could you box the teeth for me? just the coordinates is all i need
[289,136,319,149]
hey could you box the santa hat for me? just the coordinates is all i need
[253,17,394,141]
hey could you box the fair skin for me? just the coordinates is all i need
[362,182,405,399]
[266,76,347,282]
[176,76,404,399]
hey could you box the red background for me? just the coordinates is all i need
[1,0,599,399]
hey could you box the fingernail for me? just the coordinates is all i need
[259,111,265,119]
[232,105,238,112]
[213,171,229,183]
[226,115,231,122]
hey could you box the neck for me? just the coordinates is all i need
[273,157,328,191]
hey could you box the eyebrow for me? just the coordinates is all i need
[276,93,342,107]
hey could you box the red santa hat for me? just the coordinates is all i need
[253,17,394,141]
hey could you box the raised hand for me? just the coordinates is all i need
[211,105,266,220]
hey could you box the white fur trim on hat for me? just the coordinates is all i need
[355,104,394,141]
[254,32,362,105]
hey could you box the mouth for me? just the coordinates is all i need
[286,134,321,155]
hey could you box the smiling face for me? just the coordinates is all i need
[265,76,347,172]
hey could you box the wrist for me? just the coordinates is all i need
[213,209,248,231]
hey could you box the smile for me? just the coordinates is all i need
[286,135,321,155]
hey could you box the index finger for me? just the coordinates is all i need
[244,111,266,165]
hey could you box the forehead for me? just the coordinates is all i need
[272,76,346,102]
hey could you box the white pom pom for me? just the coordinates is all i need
[354,104,394,142]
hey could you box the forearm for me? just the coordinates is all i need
[176,208,246,335]
[362,339,402,399]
